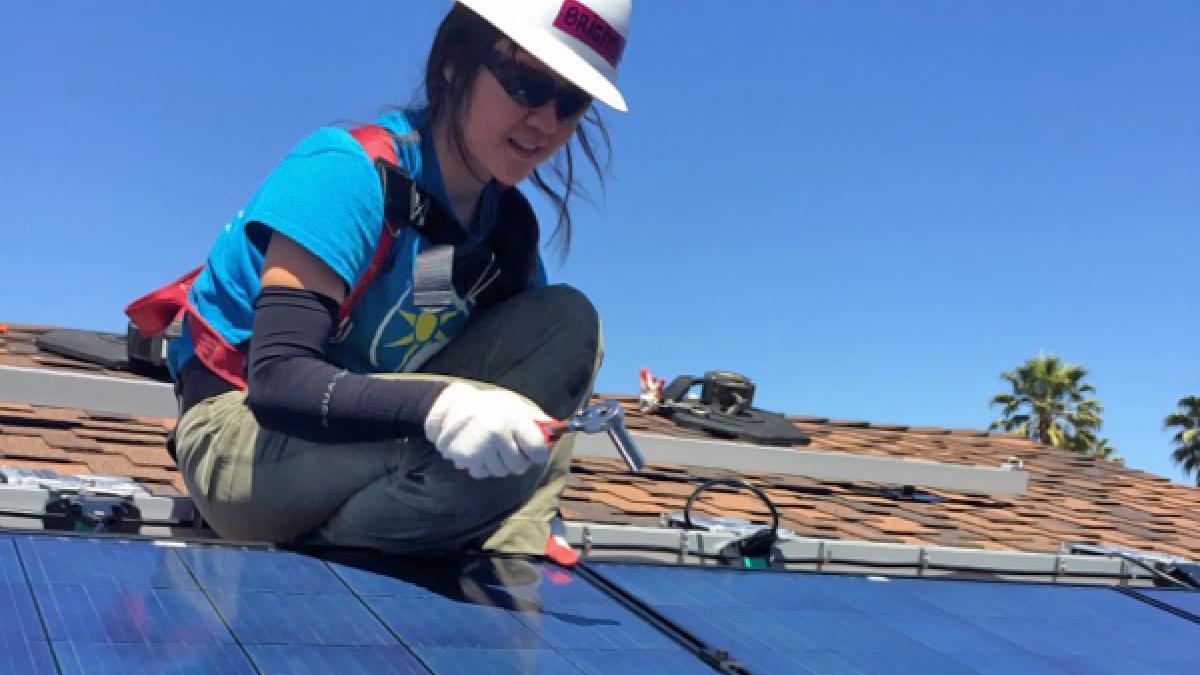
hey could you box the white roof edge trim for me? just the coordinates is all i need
[573,430,1030,495]
[0,364,176,418]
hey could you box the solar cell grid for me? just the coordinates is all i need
[0,535,719,674]
[0,535,26,582]
[245,644,429,674]
[33,584,232,645]
[0,577,45,644]
[593,562,1200,675]
[51,642,255,675]
[208,588,399,647]
[178,545,348,593]
[0,640,57,675]
[8,533,1200,675]
[17,536,196,588]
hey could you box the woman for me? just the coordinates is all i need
[156,0,632,557]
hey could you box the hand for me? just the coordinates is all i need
[424,382,553,479]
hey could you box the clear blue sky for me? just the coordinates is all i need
[3,2,1197,483]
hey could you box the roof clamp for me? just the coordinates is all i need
[47,493,141,534]
[1064,542,1199,589]
[678,530,688,565]
[918,548,930,576]
[582,526,593,559]
[674,478,786,570]
[1,468,147,534]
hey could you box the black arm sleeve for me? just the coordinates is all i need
[244,286,447,443]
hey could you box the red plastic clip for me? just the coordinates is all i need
[544,533,579,567]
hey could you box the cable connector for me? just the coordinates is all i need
[682,478,785,570]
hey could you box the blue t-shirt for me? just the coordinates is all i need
[167,109,548,378]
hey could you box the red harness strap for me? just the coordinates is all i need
[125,124,404,390]
[125,265,250,389]
[334,125,401,340]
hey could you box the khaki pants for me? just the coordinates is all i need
[174,285,601,555]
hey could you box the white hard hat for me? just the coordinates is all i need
[457,0,632,112]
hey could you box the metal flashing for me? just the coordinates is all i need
[0,364,176,417]
[2,364,1029,498]
[574,430,1030,495]
[562,522,1142,583]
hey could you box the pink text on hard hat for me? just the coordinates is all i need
[553,0,625,68]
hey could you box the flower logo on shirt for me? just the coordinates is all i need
[385,307,460,369]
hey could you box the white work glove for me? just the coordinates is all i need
[424,382,553,479]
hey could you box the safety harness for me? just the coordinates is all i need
[125,124,539,390]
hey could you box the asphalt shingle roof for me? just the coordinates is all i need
[3,322,1198,559]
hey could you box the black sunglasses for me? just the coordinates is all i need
[482,50,592,120]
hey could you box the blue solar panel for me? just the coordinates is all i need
[178,545,346,593]
[0,640,57,674]
[52,643,255,675]
[0,577,46,644]
[245,645,428,674]
[1135,588,1200,620]
[593,562,1200,674]
[330,554,712,674]
[0,535,26,583]
[208,589,400,647]
[17,535,195,588]
[561,648,727,675]
[180,545,402,648]
[33,584,233,644]
[0,536,55,673]
[417,648,578,675]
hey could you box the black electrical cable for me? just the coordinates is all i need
[683,477,780,536]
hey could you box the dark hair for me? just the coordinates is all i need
[424,3,612,260]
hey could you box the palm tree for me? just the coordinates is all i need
[1091,437,1121,463]
[989,353,1109,456]
[1164,395,1200,485]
